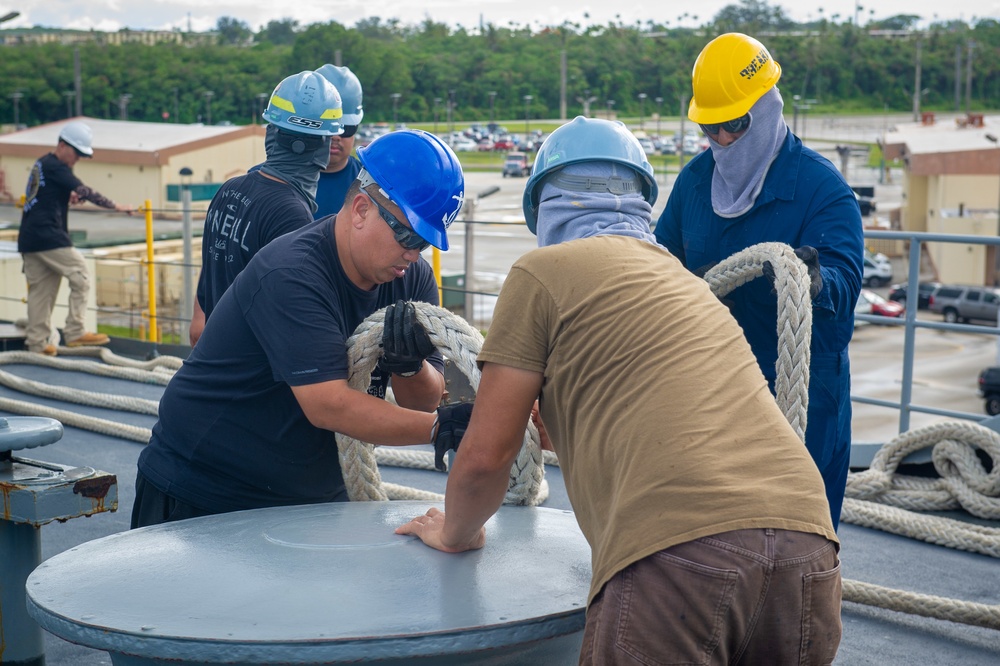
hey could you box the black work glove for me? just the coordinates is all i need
[692,261,718,279]
[434,401,474,472]
[762,246,823,299]
[381,300,435,376]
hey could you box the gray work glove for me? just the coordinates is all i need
[762,246,823,299]
[381,300,435,376]
[434,401,474,472]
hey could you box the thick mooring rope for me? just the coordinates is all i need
[703,242,812,442]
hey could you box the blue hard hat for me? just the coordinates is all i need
[357,130,465,251]
[262,70,343,136]
[315,64,364,127]
[522,116,658,233]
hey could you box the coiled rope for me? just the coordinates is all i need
[703,243,1000,631]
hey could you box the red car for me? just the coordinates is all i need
[859,289,904,318]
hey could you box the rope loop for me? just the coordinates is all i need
[703,242,812,441]
[336,302,546,505]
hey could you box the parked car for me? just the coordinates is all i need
[450,136,478,152]
[863,249,892,287]
[859,289,904,318]
[854,291,873,326]
[502,152,530,178]
[977,366,1000,415]
[638,138,656,156]
[928,285,1000,324]
[887,281,941,310]
[493,135,515,151]
[855,191,877,217]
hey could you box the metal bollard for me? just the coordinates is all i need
[0,417,118,665]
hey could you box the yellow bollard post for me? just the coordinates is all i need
[18,194,25,209]
[432,248,442,305]
[143,200,158,342]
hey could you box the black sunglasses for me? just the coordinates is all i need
[700,113,751,136]
[340,125,358,138]
[365,192,429,251]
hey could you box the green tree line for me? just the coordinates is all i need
[1,0,998,129]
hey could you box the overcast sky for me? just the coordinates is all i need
[1,1,997,34]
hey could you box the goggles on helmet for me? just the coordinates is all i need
[364,192,429,252]
[340,125,359,138]
[700,113,751,136]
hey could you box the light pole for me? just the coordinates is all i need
[655,96,663,137]
[204,90,214,125]
[433,97,441,135]
[255,92,268,124]
[638,92,647,131]
[523,94,533,149]
[988,134,1000,359]
[118,93,132,121]
[391,92,401,129]
[179,167,195,336]
[10,91,23,128]
[448,89,455,136]
[488,91,497,124]
[64,91,75,119]
[606,98,615,119]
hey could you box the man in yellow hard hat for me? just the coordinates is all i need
[654,33,864,530]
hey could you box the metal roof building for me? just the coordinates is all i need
[883,112,1000,285]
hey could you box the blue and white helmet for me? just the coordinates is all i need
[262,70,343,136]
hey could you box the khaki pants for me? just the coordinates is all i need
[580,528,842,666]
[22,247,91,351]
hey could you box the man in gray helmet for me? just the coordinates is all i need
[314,64,365,218]
[398,116,841,665]
[189,70,343,345]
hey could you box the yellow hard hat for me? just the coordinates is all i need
[689,33,781,124]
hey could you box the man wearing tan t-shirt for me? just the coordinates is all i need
[397,117,842,664]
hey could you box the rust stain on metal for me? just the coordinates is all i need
[73,476,115,500]
[2,483,10,521]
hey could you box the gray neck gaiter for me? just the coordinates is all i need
[259,124,331,214]
[708,87,787,218]
[536,162,655,248]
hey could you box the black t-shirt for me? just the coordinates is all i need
[138,218,443,514]
[18,153,83,253]
[196,171,314,320]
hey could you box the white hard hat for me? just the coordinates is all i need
[59,121,94,157]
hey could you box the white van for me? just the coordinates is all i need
[863,249,892,287]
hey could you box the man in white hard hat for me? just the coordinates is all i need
[17,120,134,356]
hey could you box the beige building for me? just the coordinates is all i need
[0,117,266,217]
[883,112,1000,285]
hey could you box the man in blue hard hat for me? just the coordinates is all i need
[397,117,841,664]
[189,70,343,345]
[132,129,469,528]
[314,64,365,219]
[18,120,134,356]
